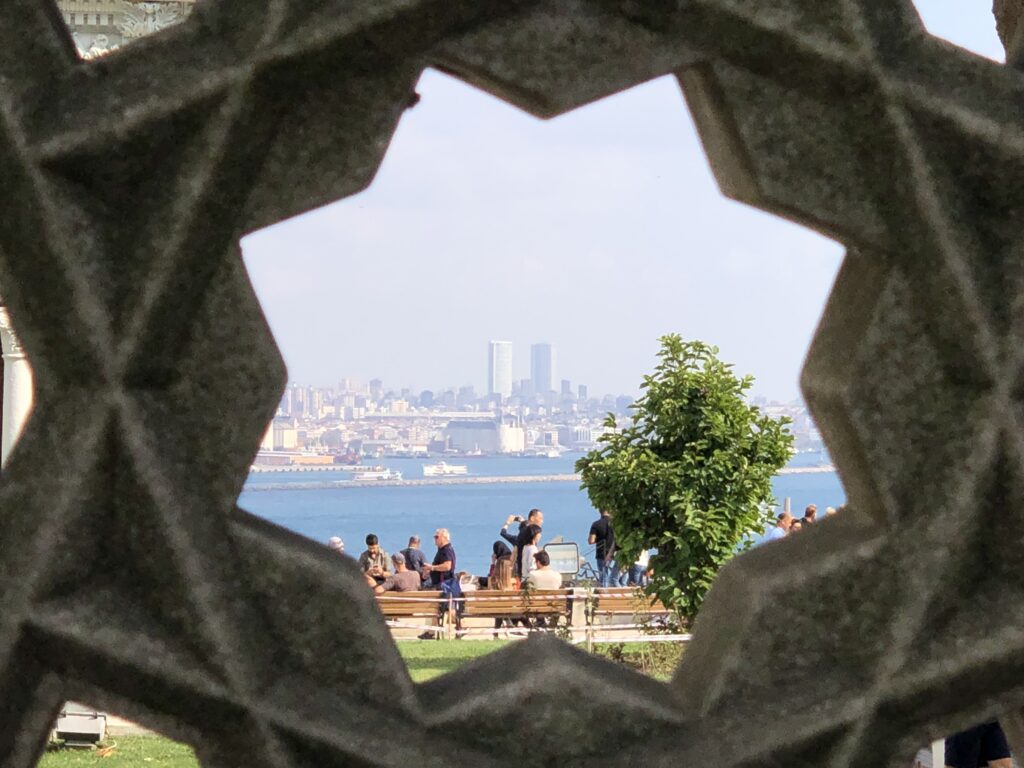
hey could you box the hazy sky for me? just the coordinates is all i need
[242,1,1003,400]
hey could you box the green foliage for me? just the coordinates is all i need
[595,641,685,681]
[576,335,793,620]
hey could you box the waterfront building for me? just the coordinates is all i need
[57,0,195,56]
[260,422,275,452]
[272,419,300,451]
[444,419,500,454]
[487,340,513,399]
[531,343,555,394]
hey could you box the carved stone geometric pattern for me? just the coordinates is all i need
[0,1,1020,766]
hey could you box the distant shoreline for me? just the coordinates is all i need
[244,465,836,492]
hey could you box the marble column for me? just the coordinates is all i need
[0,307,33,465]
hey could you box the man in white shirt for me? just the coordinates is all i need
[527,551,562,589]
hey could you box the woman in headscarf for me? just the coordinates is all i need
[488,540,512,585]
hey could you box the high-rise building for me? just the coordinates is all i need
[531,343,555,394]
[488,341,513,399]
[561,379,572,396]
[578,384,588,401]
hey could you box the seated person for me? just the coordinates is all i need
[526,550,562,589]
[374,552,422,593]
[489,554,526,636]
[519,525,542,581]
[485,541,512,588]
[358,533,391,581]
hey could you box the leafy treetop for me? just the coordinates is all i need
[576,335,794,620]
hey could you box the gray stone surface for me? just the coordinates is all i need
[0,1,1021,766]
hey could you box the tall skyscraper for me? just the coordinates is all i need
[531,343,555,394]
[488,341,513,399]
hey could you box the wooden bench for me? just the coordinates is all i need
[375,590,444,630]
[461,589,573,624]
[592,587,672,621]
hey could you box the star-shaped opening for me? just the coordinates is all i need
[237,66,847,700]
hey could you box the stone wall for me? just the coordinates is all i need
[0,2,1021,767]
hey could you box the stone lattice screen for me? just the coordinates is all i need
[1,0,1022,766]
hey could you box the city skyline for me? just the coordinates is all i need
[241,1,1001,401]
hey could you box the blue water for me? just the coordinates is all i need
[239,452,846,576]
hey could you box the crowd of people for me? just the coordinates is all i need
[764,503,842,540]
[324,508,566,596]
[321,502,843,596]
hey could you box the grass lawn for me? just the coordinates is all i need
[40,639,683,766]
[399,639,512,682]
[39,735,196,767]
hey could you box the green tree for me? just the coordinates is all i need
[576,335,793,620]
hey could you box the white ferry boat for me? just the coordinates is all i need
[422,461,469,477]
[351,467,403,481]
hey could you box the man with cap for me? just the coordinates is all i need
[373,553,422,593]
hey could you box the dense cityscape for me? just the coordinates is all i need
[255,340,825,468]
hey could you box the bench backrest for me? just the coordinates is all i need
[462,589,573,617]
[375,591,443,617]
[592,587,671,616]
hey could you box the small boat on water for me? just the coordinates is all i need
[422,461,469,477]
[351,467,403,481]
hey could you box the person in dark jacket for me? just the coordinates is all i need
[400,535,427,583]
[487,540,512,586]
[499,509,543,577]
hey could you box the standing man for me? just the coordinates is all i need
[423,528,456,586]
[400,535,427,580]
[802,504,818,525]
[588,509,617,587]
[358,534,391,581]
[500,508,544,577]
